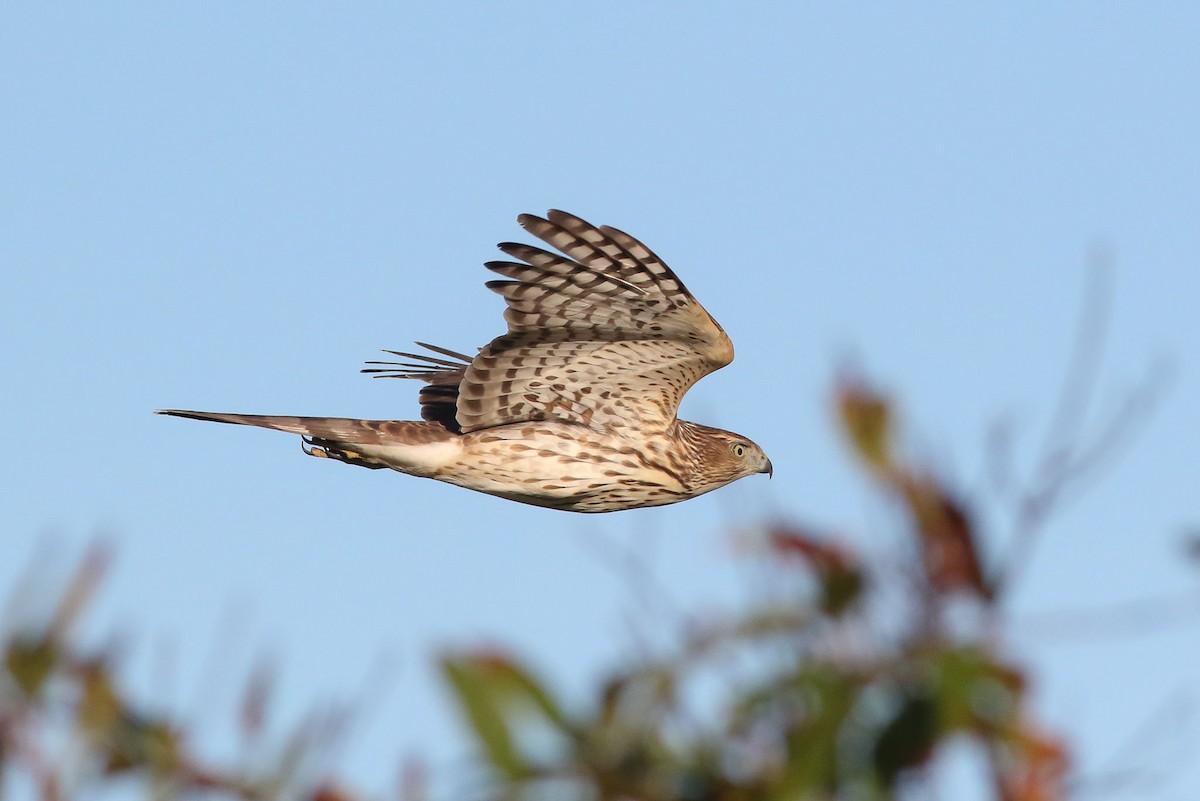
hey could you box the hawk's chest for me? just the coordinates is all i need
[438,423,689,509]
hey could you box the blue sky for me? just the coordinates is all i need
[2,4,1198,797]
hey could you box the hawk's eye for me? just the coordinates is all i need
[731,443,747,458]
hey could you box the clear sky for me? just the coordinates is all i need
[2,4,1198,797]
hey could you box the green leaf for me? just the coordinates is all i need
[442,655,526,780]
[837,381,894,473]
[440,651,575,783]
[5,635,57,697]
[104,717,181,775]
[739,666,867,799]
[927,646,1023,733]
[872,691,938,787]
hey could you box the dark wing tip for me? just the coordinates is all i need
[489,247,527,263]
[547,209,600,231]
[516,212,545,230]
[484,279,516,295]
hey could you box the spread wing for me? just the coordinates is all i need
[455,209,734,435]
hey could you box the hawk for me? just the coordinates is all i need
[159,210,771,512]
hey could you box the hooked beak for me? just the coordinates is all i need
[760,458,773,479]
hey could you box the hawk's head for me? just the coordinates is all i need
[680,422,772,495]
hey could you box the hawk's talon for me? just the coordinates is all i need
[301,435,387,469]
[301,436,330,459]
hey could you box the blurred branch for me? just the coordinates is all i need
[991,258,1170,598]
[571,525,684,636]
[0,547,386,801]
[1016,589,1200,644]
[1068,689,1193,799]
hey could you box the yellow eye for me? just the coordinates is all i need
[732,443,747,458]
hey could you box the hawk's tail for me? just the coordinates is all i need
[155,409,383,442]
[156,409,457,471]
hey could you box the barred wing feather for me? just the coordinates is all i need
[456,210,734,435]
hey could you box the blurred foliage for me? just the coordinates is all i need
[0,547,361,801]
[437,379,1067,800]
[11,374,1159,800]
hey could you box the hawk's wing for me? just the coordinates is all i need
[363,342,472,432]
[455,210,734,435]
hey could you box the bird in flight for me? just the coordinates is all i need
[159,210,771,512]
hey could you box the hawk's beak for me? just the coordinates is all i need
[760,458,773,479]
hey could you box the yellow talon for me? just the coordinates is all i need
[301,437,329,458]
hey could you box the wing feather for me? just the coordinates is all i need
[362,343,471,431]
[455,210,734,434]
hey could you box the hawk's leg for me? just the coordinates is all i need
[301,436,390,470]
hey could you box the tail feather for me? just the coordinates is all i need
[155,409,453,446]
[157,409,347,438]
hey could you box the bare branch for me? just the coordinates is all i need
[1016,589,1200,644]
[992,256,1170,598]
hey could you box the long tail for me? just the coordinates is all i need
[156,409,370,440]
[155,409,454,447]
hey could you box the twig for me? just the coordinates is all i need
[1067,688,1193,799]
[991,256,1169,598]
[1015,589,1200,644]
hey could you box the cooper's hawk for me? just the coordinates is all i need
[159,210,771,512]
